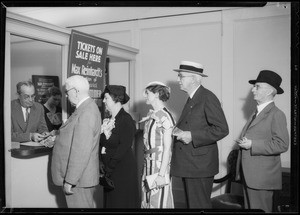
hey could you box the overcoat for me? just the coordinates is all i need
[237,102,289,190]
[51,98,101,187]
[171,85,229,177]
[100,108,139,208]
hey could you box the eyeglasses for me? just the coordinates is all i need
[21,94,35,100]
[177,74,193,80]
[253,84,267,90]
[65,87,76,95]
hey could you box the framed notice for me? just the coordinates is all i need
[32,75,59,104]
[67,30,109,105]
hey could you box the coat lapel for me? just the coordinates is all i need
[241,111,257,136]
[14,100,27,132]
[176,98,191,126]
[249,102,274,128]
[176,86,203,126]
[241,102,275,136]
[59,98,92,129]
[60,108,78,129]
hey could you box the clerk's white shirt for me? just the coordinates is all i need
[21,106,30,122]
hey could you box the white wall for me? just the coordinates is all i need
[108,62,130,112]
[230,8,291,167]
[73,4,291,200]
[11,37,62,99]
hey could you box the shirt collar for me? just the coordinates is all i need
[257,100,273,115]
[76,96,90,109]
[189,84,201,99]
[21,106,30,112]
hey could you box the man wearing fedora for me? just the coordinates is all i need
[236,70,289,212]
[171,61,229,208]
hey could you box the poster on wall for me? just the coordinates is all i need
[67,30,109,114]
[32,75,59,104]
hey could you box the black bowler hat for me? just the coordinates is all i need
[101,85,130,104]
[249,70,284,94]
[173,61,208,77]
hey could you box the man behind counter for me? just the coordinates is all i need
[11,81,49,142]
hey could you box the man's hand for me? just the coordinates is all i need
[154,175,167,189]
[50,129,59,136]
[237,137,252,150]
[41,131,51,138]
[30,133,45,142]
[39,136,56,148]
[63,182,74,195]
[176,131,192,145]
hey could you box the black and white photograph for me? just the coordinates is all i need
[0,1,298,214]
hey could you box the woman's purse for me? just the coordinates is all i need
[100,175,115,191]
[144,173,170,191]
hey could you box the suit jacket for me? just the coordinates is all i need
[238,102,289,190]
[171,85,229,177]
[11,99,48,142]
[51,98,102,188]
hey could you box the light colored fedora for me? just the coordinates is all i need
[173,61,208,77]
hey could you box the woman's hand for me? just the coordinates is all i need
[100,163,105,174]
[154,175,166,189]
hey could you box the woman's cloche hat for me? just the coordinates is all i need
[173,61,208,77]
[101,85,130,104]
[146,81,168,88]
[249,70,284,94]
[145,81,171,94]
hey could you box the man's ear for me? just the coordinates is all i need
[155,92,160,98]
[266,88,274,96]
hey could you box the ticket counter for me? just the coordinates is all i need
[9,143,103,208]
[10,144,65,208]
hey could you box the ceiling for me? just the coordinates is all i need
[5,2,273,28]
[6,7,223,28]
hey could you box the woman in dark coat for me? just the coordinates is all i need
[99,85,139,208]
[43,86,62,132]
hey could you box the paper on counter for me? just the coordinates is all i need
[20,141,44,147]
[11,142,20,149]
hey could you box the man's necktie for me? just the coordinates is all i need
[245,108,258,131]
[25,108,30,123]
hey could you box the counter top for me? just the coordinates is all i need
[10,143,52,158]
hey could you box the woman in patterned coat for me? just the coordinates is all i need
[140,81,176,208]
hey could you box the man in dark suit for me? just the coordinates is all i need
[51,75,102,208]
[11,81,49,142]
[171,61,229,208]
[236,70,289,212]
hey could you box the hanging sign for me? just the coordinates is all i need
[67,30,109,105]
[32,75,59,104]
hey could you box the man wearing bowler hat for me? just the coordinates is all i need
[171,61,229,208]
[236,70,289,212]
